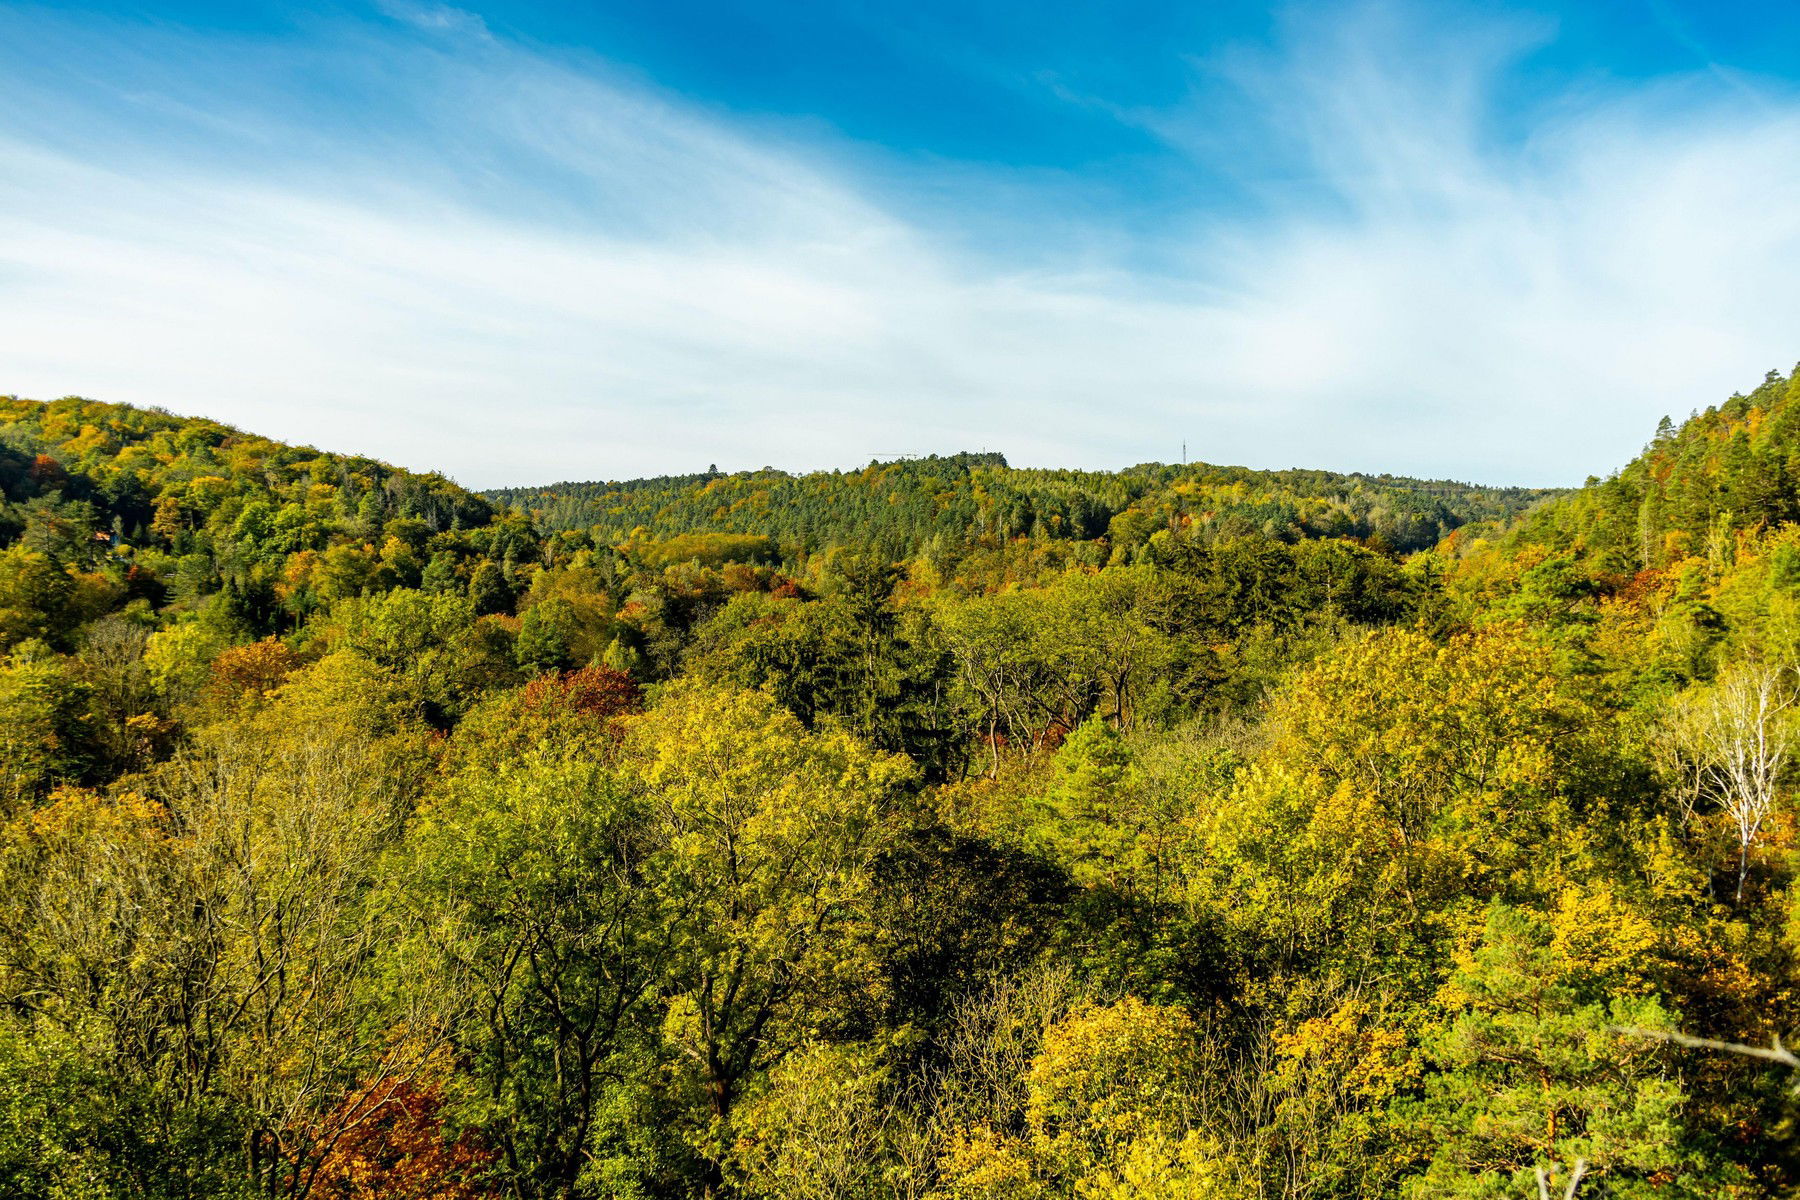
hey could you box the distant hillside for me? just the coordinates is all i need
[0,395,532,635]
[486,453,1557,560]
[1484,365,1800,571]
[0,395,496,542]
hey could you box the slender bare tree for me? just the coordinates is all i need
[1662,660,1796,900]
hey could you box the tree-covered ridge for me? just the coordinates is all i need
[0,394,495,541]
[488,450,1554,560]
[0,394,534,638]
[1475,365,1800,571]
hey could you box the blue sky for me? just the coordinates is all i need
[4,1,1800,487]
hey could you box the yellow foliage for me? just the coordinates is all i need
[1272,998,1412,1104]
[1548,882,1663,997]
[1198,624,1596,969]
[20,786,168,847]
[1025,996,1200,1171]
[729,1042,891,1200]
[932,1126,1042,1200]
[1071,1132,1234,1200]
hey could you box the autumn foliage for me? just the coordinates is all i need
[206,636,302,705]
[12,378,1800,1196]
[307,1079,496,1200]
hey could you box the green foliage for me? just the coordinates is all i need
[490,451,1551,567]
[0,547,78,651]
[466,559,512,616]
[323,588,518,724]
[1483,366,1800,574]
[0,652,94,809]
[630,681,913,1137]
[686,571,958,776]
[407,754,665,1198]
[1026,716,1170,906]
[1406,905,1691,1198]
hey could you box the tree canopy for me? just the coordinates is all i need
[5,376,1800,1198]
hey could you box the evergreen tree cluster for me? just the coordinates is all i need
[488,450,1553,564]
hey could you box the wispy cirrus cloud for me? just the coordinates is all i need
[2,2,1799,488]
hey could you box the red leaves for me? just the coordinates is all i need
[517,664,642,724]
[27,453,67,491]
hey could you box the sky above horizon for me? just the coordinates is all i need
[4,1,1800,488]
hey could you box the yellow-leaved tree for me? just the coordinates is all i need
[1196,623,1598,981]
[624,681,914,1161]
[932,994,1232,1200]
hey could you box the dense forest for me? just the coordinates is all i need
[6,375,1800,1198]
[486,454,1554,563]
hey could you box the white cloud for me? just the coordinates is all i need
[375,2,492,39]
[2,4,1799,488]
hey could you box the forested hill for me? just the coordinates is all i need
[1478,364,1800,570]
[0,395,497,539]
[486,452,1555,559]
[0,395,539,630]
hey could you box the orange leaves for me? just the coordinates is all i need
[516,664,640,725]
[446,665,643,776]
[205,637,301,706]
[26,453,67,491]
[308,1078,497,1200]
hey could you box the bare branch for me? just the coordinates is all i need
[1614,1024,1800,1069]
